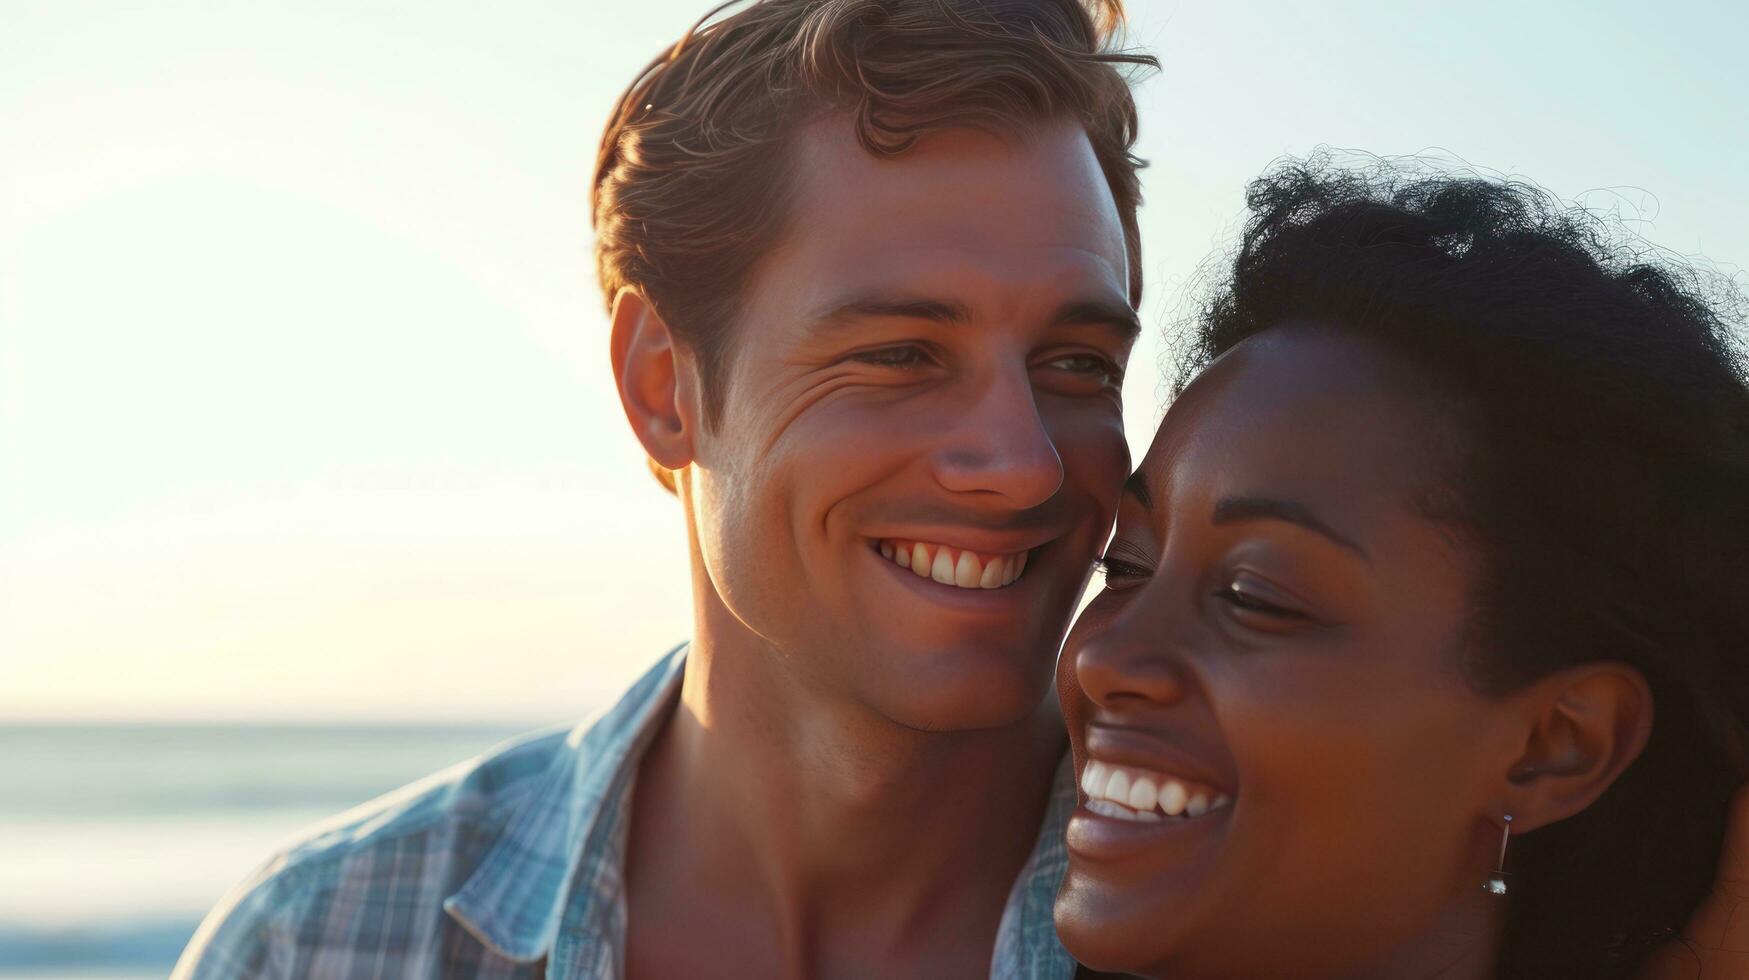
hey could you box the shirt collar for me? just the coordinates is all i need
[992,751,1077,979]
[443,643,687,962]
[442,643,1077,978]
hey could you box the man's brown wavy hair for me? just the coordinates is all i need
[592,0,1155,474]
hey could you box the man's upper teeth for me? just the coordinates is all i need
[879,539,1028,590]
[1079,759,1233,820]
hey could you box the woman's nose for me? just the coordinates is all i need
[1073,625,1191,710]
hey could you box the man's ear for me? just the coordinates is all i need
[1498,663,1654,832]
[609,288,697,488]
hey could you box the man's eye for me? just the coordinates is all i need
[1043,353,1123,385]
[850,345,933,368]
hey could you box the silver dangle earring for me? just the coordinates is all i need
[1483,814,1513,895]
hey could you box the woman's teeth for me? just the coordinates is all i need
[878,539,1028,590]
[1080,760,1233,822]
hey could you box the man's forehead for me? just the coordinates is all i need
[782,113,1128,272]
[750,114,1131,327]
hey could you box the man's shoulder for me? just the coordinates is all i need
[171,723,577,979]
[293,722,573,866]
[174,646,692,978]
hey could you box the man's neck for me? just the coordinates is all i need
[624,618,1066,979]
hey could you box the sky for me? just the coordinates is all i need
[3,0,1745,722]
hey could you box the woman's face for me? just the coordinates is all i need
[1055,326,1524,978]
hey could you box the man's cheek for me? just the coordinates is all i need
[1052,435,1128,609]
[1057,411,1130,491]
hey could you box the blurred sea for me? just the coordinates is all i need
[0,722,535,979]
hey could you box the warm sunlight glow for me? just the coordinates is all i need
[4,0,1743,724]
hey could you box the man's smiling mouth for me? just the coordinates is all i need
[876,539,1031,590]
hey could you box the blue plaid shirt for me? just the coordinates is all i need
[173,645,1078,979]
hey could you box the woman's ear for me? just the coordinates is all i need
[1499,663,1653,832]
[609,288,698,483]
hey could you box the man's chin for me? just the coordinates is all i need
[861,644,1058,733]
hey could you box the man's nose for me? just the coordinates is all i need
[929,368,1064,507]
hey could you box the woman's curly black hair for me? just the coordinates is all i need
[1182,153,1749,979]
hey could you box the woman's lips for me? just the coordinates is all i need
[1066,754,1236,863]
[1080,722,1237,797]
[1080,758,1233,821]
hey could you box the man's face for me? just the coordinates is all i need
[684,115,1134,732]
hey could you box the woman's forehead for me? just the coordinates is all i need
[1141,327,1452,521]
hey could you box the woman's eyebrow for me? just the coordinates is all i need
[1211,495,1370,562]
[1122,470,1152,508]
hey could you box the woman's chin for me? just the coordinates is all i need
[1053,869,1192,979]
[1054,800,1234,975]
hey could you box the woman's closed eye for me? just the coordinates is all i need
[1094,554,1153,588]
[1213,574,1315,625]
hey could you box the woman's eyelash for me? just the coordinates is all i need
[1093,555,1152,581]
[1213,586,1306,620]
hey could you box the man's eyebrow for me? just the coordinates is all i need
[1122,470,1152,508]
[811,296,971,327]
[1212,495,1369,561]
[809,295,1138,337]
[1050,298,1141,340]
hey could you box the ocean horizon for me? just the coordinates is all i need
[0,721,548,978]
